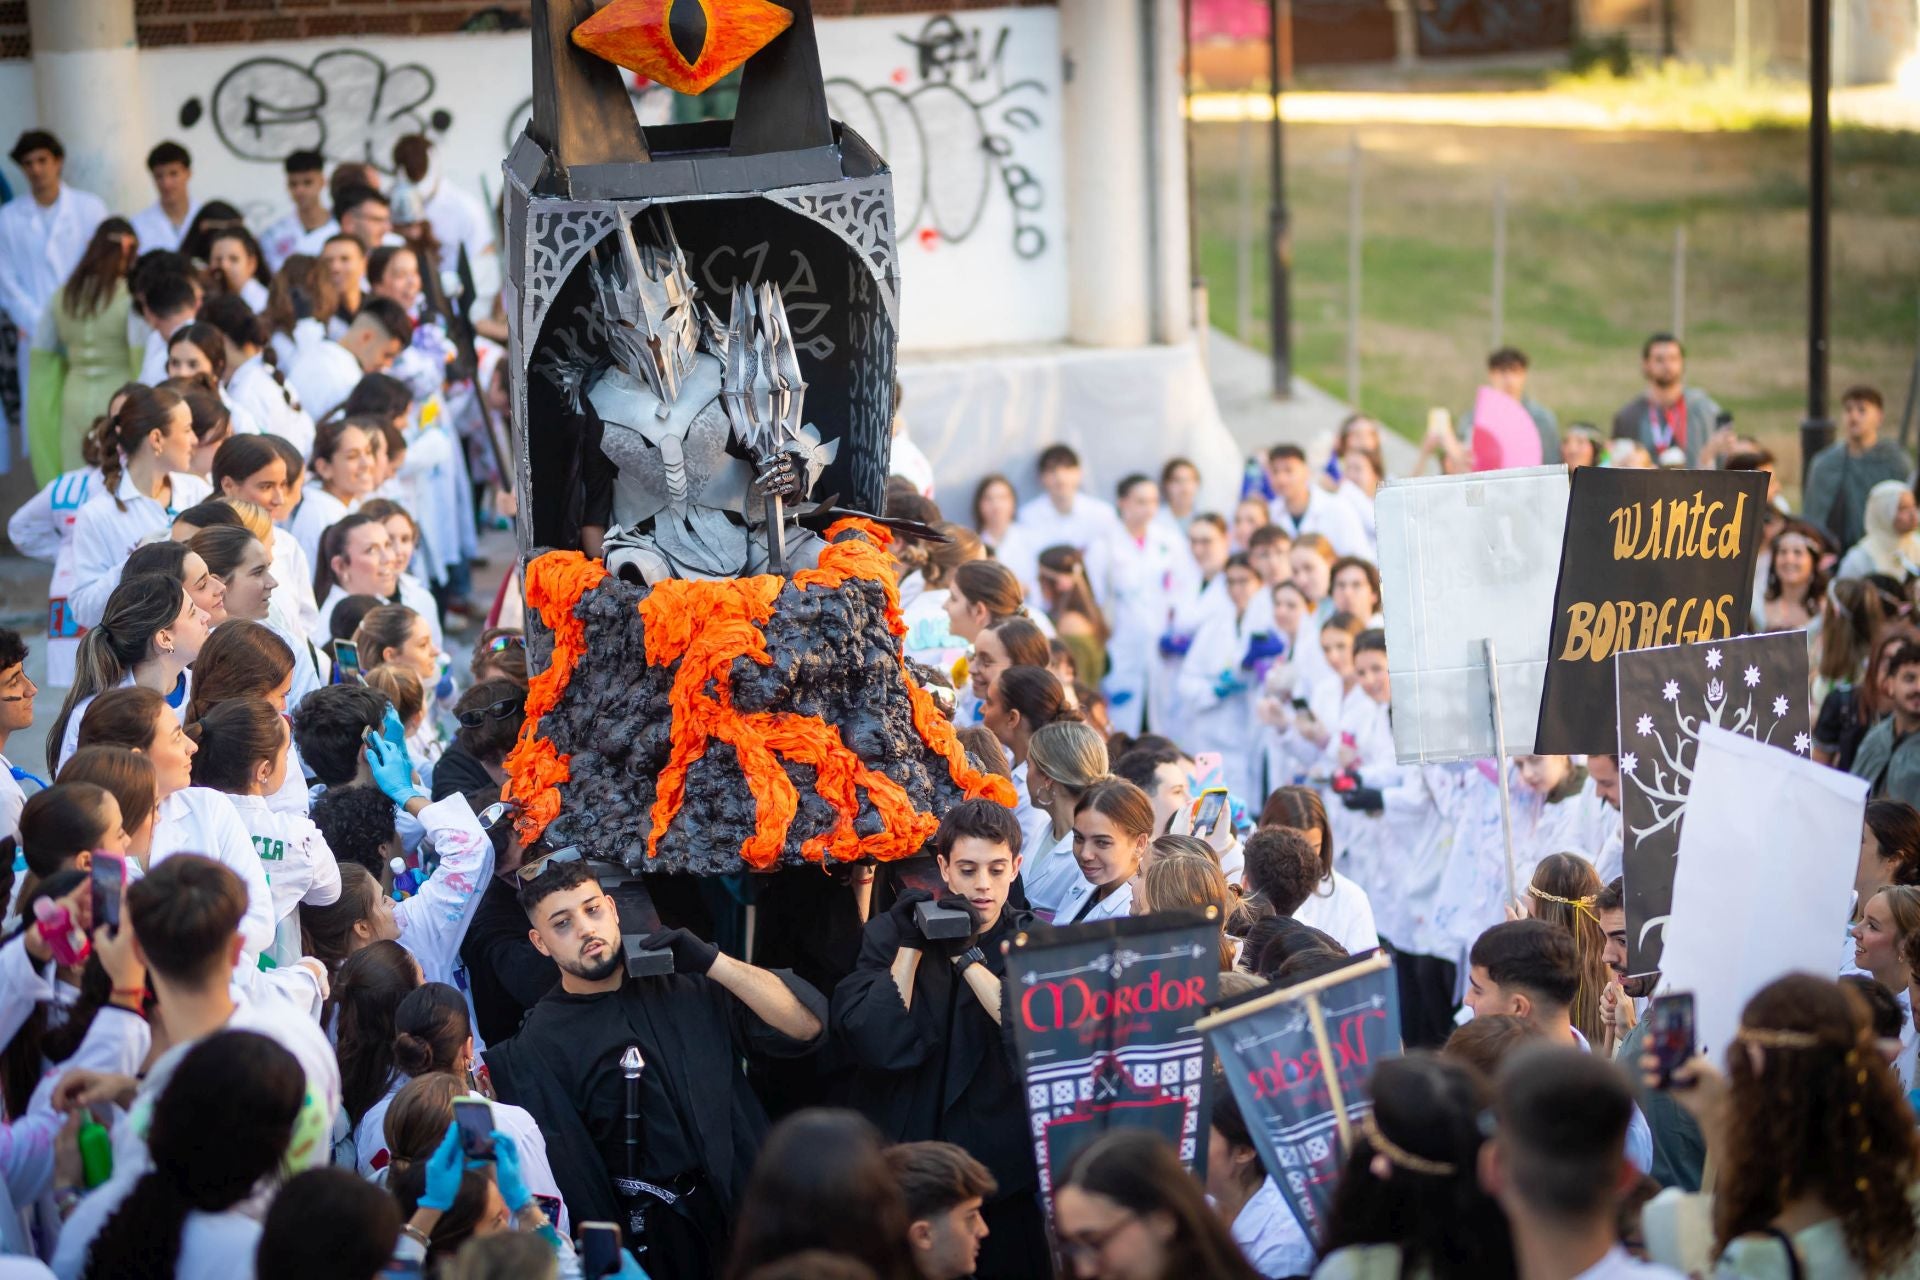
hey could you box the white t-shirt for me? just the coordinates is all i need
[1230,1177,1315,1278]
[1015,491,1121,558]
[1291,870,1381,955]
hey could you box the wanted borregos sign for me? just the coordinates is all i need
[1615,632,1811,975]
[1199,952,1401,1242]
[1534,468,1768,755]
[1007,912,1217,1213]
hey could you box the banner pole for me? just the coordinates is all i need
[1485,638,1519,905]
[1304,992,1354,1153]
[1196,948,1393,1030]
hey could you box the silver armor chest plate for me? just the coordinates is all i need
[586,353,752,528]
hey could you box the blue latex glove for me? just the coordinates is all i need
[420,1125,465,1212]
[1241,630,1288,669]
[491,1128,532,1212]
[1157,631,1194,659]
[365,730,426,806]
[381,703,409,753]
[1212,670,1246,700]
[615,1250,653,1280]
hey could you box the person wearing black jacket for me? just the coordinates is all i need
[831,799,1047,1279]
[485,858,828,1280]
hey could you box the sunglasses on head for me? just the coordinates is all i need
[486,634,525,654]
[517,845,584,883]
[458,696,522,728]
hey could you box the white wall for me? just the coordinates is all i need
[0,6,1068,352]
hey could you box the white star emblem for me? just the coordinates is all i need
[1621,752,1638,775]
[1705,648,1722,669]
[1772,695,1789,717]
[1636,713,1655,737]
[1662,680,1680,703]
[1743,665,1761,687]
[1793,731,1811,755]
[1707,678,1724,702]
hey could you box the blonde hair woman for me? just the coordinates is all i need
[1137,851,1235,970]
[1023,720,1108,921]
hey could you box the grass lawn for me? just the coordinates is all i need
[1191,120,1920,486]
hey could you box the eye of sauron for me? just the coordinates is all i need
[571,0,798,97]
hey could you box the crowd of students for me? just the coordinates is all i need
[0,121,1916,1280]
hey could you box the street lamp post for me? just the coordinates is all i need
[1267,0,1292,398]
[1801,0,1833,480]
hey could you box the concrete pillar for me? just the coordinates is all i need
[1148,0,1194,345]
[1059,0,1153,348]
[27,0,146,214]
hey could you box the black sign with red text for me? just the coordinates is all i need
[1007,911,1217,1212]
[1204,957,1401,1242]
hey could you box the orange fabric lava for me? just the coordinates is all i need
[504,522,1017,862]
[501,552,606,845]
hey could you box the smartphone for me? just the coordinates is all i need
[452,1098,495,1161]
[1191,788,1229,839]
[1647,993,1696,1088]
[580,1221,622,1279]
[1289,696,1312,714]
[332,638,362,684]
[90,852,125,935]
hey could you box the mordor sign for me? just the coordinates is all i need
[1533,468,1767,755]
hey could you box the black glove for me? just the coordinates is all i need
[638,927,720,975]
[1341,786,1385,815]
[933,893,986,961]
[885,888,934,951]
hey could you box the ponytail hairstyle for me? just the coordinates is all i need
[313,511,383,601]
[1073,777,1158,843]
[48,575,183,774]
[189,524,263,584]
[80,382,146,471]
[353,604,419,671]
[985,617,1051,670]
[56,747,157,843]
[1258,784,1337,885]
[166,323,228,383]
[300,862,383,973]
[183,620,293,725]
[996,665,1079,733]
[333,940,422,1129]
[90,385,185,512]
[1026,720,1110,798]
[391,982,472,1079]
[196,291,265,355]
[209,433,282,498]
[75,687,167,759]
[159,376,230,449]
[78,1031,302,1280]
[952,560,1026,624]
[184,698,285,794]
[364,664,424,729]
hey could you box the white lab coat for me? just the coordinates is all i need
[1257,659,1344,798]
[1086,523,1184,736]
[1321,684,1395,892]
[1268,487,1369,558]
[267,524,322,643]
[0,185,105,334]
[10,467,98,686]
[227,354,316,458]
[259,212,337,273]
[394,793,496,988]
[225,793,343,968]
[1021,825,1082,922]
[1055,874,1136,925]
[286,337,364,423]
[1151,570,1230,738]
[146,786,277,964]
[1014,492,1120,557]
[288,487,357,576]
[1177,602,1271,805]
[128,199,203,255]
[67,469,214,628]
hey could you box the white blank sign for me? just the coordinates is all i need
[1377,466,1570,763]
[1660,724,1863,1061]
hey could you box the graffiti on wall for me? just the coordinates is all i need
[826,15,1050,261]
[177,49,452,173]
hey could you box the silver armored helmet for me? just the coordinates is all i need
[587,206,702,402]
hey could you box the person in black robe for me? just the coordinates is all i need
[831,800,1049,1279]
[485,858,829,1280]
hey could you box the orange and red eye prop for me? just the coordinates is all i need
[571,0,795,97]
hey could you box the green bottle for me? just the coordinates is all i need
[77,1115,111,1189]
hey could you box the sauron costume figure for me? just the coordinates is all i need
[576,205,837,584]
